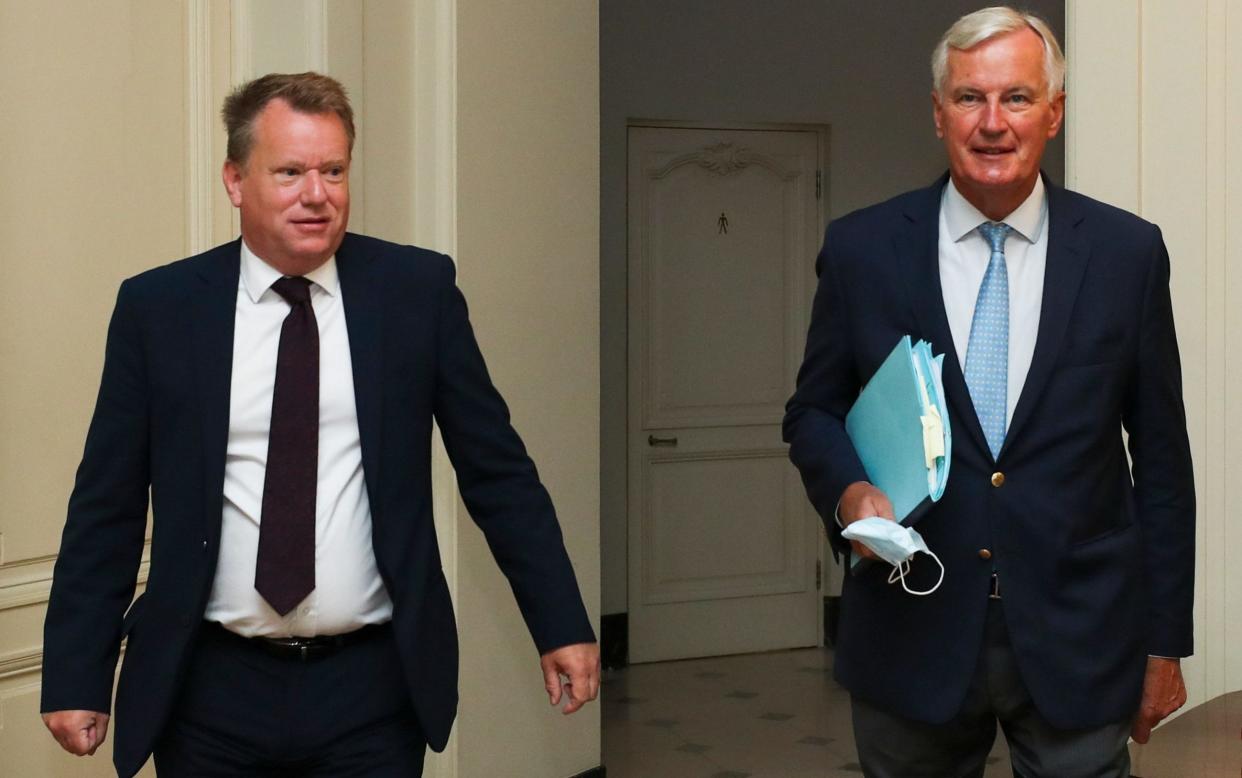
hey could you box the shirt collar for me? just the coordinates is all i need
[943,175,1048,244]
[239,240,339,304]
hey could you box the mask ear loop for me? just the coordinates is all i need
[886,549,945,596]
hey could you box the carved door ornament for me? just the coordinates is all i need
[649,141,798,182]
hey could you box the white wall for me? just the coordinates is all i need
[1066,0,1242,733]
[600,0,1066,615]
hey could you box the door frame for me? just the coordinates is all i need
[622,119,833,660]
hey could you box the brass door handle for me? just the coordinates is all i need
[648,435,678,447]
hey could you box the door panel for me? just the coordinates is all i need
[627,125,825,662]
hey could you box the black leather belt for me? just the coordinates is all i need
[205,621,389,662]
[989,573,1002,600]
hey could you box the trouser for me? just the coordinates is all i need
[153,622,425,777]
[851,600,1131,778]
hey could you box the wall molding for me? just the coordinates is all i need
[303,0,328,72]
[411,0,459,257]
[0,555,57,612]
[186,0,214,256]
[411,4,458,776]
[0,545,151,613]
[230,0,252,84]
[0,648,43,682]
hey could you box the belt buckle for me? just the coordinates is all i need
[264,635,320,661]
[287,637,319,661]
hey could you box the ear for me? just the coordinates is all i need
[931,90,945,139]
[1046,90,1066,139]
[222,159,244,208]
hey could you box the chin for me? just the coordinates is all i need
[962,170,1022,190]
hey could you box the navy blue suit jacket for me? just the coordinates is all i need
[42,234,595,777]
[784,175,1194,729]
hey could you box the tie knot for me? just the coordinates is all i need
[271,276,313,306]
[978,222,1011,254]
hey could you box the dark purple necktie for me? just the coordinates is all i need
[255,276,318,616]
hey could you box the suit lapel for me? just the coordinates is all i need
[1002,181,1091,454]
[335,234,385,504]
[897,175,993,460]
[191,241,241,546]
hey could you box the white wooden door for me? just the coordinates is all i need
[627,125,825,662]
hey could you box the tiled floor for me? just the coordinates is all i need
[601,647,1011,777]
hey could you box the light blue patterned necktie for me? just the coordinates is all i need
[964,222,1012,460]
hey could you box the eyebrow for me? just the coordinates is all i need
[951,85,1039,97]
[269,159,350,169]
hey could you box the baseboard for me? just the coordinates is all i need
[569,766,604,777]
[601,612,627,670]
[824,595,841,648]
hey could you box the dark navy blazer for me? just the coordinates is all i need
[42,233,595,778]
[784,174,1195,730]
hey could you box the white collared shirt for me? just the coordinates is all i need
[938,176,1049,427]
[203,241,393,637]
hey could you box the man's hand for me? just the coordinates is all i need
[839,481,896,560]
[43,710,110,756]
[540,642,600,715]
[1130,657,1187,744]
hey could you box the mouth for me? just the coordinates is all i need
[972,146,1015,158]
[290,217,332,232]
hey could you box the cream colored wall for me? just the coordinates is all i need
[454,1,601,774]
[1,0,599,775]
[1067,0,1242,727]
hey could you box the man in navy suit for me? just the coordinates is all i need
[785,8,1193,776]
[41,72,598,777]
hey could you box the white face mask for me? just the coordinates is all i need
[841,517,945,596]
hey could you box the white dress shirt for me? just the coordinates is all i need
[939,176,1048,426]
[204,241,393,637]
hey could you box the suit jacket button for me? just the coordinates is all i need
[991,472,1005,488]
[978,548,993,560]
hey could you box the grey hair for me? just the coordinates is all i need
[931,7,1065,100]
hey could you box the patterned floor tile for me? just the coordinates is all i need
[797,735,833,745]
[602,646,1010,777]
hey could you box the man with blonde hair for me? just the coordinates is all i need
[786,7,1192,775]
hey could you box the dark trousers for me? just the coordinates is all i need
[153,623,425,777]
[851,600,1131,778]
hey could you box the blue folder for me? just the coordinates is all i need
[845,336,952,526]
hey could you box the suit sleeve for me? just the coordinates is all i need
[1121,228,1196,658]
[430,256,595,654]
[783,226,869,558]
[42,281,151,713]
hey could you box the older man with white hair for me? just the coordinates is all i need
[785,6,1193,776]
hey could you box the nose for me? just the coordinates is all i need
[300,170,328,206]
[980,96,1006,134]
